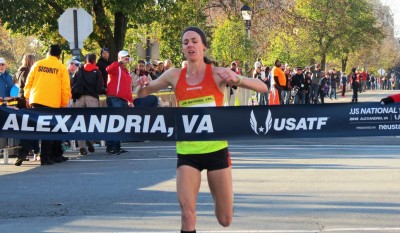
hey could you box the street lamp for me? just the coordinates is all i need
[241,4,252,38]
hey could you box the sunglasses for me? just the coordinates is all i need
[0,64,5,66]
[71,63,79,66]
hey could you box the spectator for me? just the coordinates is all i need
[134,60,147,77]
[230,62,237,73]
[105,50,133,155]
[61,58,82,152]
[156,61,165,78]
[304,66,310,74]
[71,52,104,155]
[231,59,242,75]
[225,62,238,105]
[258,66,270,105]
[14,55,35,106]
[283,65,291,104]
[24,44,71,165]
[329,69,338,100]
[252,67,262,105]
[303,71,312,104]
[14,55,40,166]
[370,74,376,90]
[341,73,347,97]
[97,48,111,89]
[360,69,367,92]
[270,59,286,105]
[311,63,322,104]
[291,67,306,104]
[131,60,148,91]
[253,66,262,80]
[334,68,341,89]
[366,71,371,90]
[319,71,328,104]
[67,58,81,107]
[164,59,173,70]
[350,67,359,102]
[146,62,157,80]
[0,57,14,98]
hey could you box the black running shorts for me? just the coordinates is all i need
[177,147,231,171]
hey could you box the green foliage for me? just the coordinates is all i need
[0,25,46,74]
[292,0,383,70]
[0,0,150,59]
[266,28,311,68]
[157,0,209,66]
[0,0,209,65]
[211,17,253,67]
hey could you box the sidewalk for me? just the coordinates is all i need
[324,89,396,104]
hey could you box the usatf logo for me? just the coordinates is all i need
[250,110,329,135]
[250,110,272,135]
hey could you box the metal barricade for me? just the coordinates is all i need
[1,138,20,165]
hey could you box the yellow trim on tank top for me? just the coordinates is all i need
[179,95,216,107]
[176,141,228,155]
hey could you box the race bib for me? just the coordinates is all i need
[179,95,216,107]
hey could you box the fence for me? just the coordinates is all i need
[0,138,20,165]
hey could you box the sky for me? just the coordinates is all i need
[380,0,400,37]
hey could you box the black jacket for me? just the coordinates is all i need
[291,73,305,91]
[97,57,112,88]
[15,66,30,98]
[72,67,105,100]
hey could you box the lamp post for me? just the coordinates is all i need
[241,4,252,38]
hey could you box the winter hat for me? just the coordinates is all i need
[101,48,109,54]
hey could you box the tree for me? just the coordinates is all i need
[0,0,209,64]
[347,36,400,74]
[211,17,252,67]
[0,24,46,74]
[0,0,167,61]
[294,0,383,70]
[158,0,209,66]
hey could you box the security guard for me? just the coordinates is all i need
[24,44,71,165]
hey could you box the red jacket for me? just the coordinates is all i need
[389,94,400,102]
[360,72,367,81]
[106,62,133,103]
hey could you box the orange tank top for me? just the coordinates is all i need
[175,64,224,107]
[175,63,228,155]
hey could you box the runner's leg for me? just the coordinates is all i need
[207,167,233,227]
[177,165,201,231]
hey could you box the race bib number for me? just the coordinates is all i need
[179,95,216,107]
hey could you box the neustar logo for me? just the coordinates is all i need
[250,110,329,135]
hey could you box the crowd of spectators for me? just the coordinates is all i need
[0,46,171,165]
[243,59,397,105]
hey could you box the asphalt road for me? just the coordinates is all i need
[1,89,400,233]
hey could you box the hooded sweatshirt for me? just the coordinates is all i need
[71,63,104,100]
[106,62,133,103]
